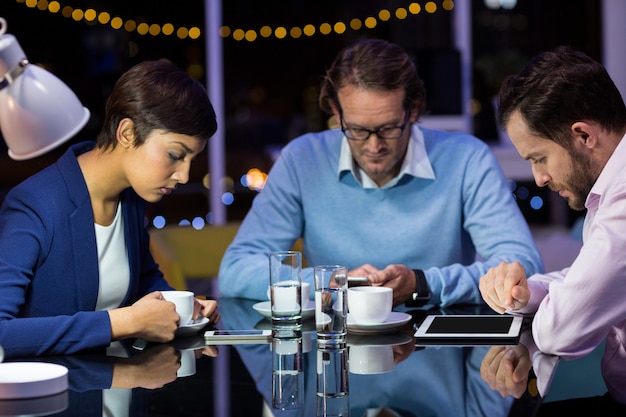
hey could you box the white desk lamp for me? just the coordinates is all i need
[0,17,89,160]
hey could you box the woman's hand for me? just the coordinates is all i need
[110,291,179,343]
[193,298,220,324]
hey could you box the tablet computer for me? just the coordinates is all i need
[414,314,523,346]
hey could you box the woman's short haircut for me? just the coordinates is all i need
[96,60,217,149]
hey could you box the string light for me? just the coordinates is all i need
[13,0,454,42]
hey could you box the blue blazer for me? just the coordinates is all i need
[0,142,171,358]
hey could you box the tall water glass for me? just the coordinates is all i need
[314,265,348,347]
[269,251,303,330]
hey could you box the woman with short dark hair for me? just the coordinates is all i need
[0,60,220,358]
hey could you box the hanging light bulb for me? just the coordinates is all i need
[0,17,90,160]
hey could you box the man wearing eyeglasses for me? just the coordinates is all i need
[219,38,544,309]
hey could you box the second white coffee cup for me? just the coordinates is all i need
[162,290,195,326]
[347,286,392,324]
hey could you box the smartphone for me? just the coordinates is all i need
[204,329,272,345]
[348,276,371,287]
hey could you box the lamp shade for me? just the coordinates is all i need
[0,32,90,160]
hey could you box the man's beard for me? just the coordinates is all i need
[552,148,597,211]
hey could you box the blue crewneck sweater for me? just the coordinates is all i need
[219,126,544,306]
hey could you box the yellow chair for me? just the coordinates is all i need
[149,223,241,291]
[149,222,306,291]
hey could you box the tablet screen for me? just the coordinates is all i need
[425,316,514,334]
[414,314,523,346]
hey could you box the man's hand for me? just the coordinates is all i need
[479,262,530,313]
[350,264,415,306]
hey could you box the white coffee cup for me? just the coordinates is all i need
[161,290,195,326]
[347,286,392,324]
[177,349,197,377]
[349,345,394,374]
[267,281,311,309]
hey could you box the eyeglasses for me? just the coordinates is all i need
[340,111,410,141]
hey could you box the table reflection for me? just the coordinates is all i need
[0,391,68,417]
[478,327,560,417]
[316,346,349,416]
[219,298,535,417]
[272,335,306,411]
[2,298,554,417]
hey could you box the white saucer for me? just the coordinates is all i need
[347,312,412,334]
[252,300,315,319]
[0,362,68,399]
[176,317,210,337]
